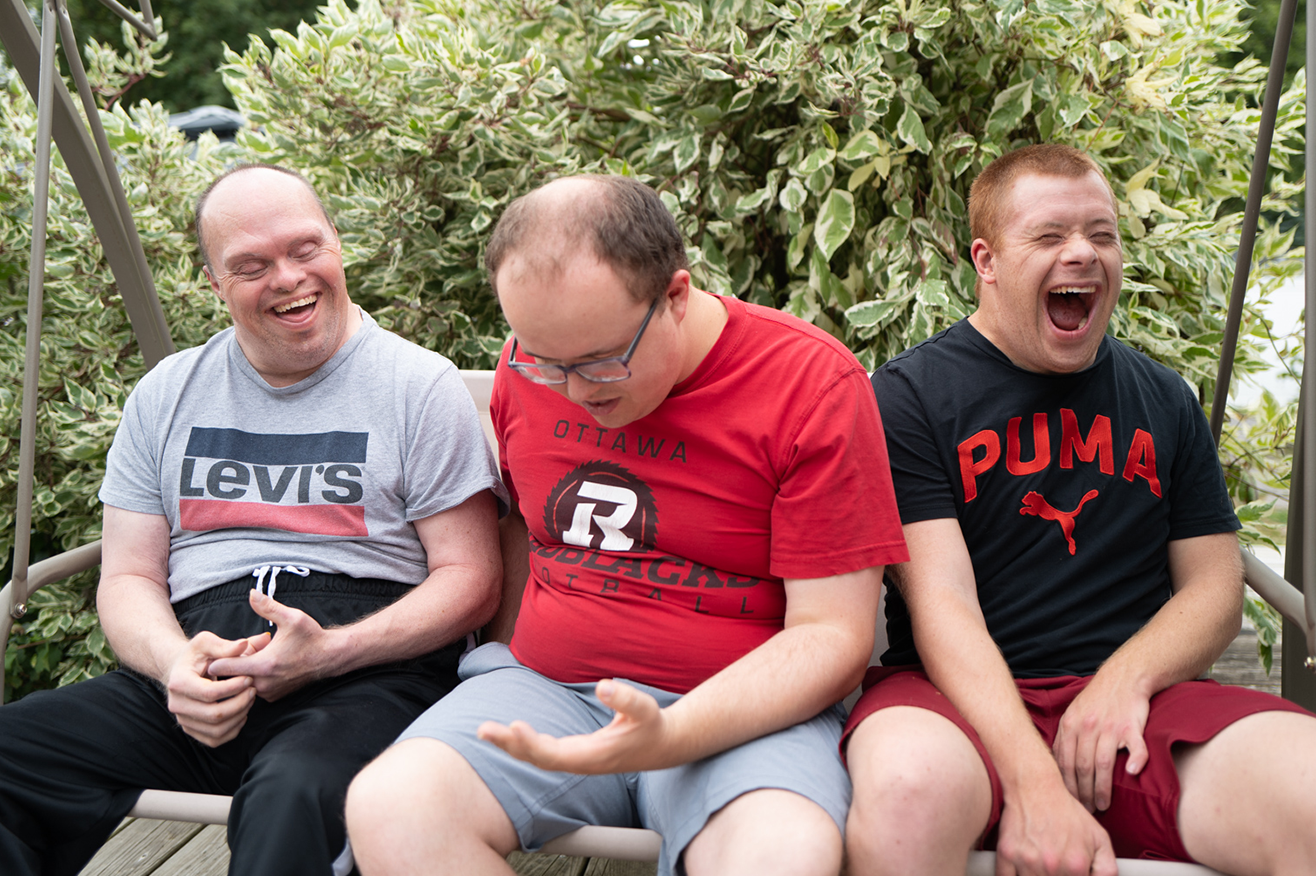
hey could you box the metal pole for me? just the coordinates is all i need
[57,2,161,356]
[1209,0,1299,444]
[10,0,61,626]
[1303,0,1316,670]
[92,0,156,39]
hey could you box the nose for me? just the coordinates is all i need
[1060,234,1098,265]
[563,372,596,404]
[268,256,308,292]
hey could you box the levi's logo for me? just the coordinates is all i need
[178,427,368,537]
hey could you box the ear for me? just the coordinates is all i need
[664,269,692,322]
[969,238,997,288]
[203,265,224,300]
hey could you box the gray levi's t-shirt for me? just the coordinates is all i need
[99,312,508,602]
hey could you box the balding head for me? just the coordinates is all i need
[485,175,689,306]
[195,164,332,270]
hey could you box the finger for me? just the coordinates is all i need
[171,683,255,719]
[178,703,251,747]
[1091,831,1118,876]
[189,632,256,661]
[1123,730,1150,776]
[242,632,273,655]
[478,720,547,762]
[595,679,659,722]
[1093,735,1119,812]
[206,654,266,679]
[1052,732,1081,801]
[178,672,252,703]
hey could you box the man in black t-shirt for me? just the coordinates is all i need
[843,144,1316,876]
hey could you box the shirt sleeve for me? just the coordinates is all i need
[98,373,168,517]
[870,364,960,524]
[1165,377,1240,541]
[769,367,909,579]
[402,364,509,521]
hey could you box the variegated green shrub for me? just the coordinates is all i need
[1,0,1303,692]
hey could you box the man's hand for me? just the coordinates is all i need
[477,678,672,774]
[205,590,337,701]
[165,631,268,747]
[1051,674,1150,812]
[995,778,1118,876]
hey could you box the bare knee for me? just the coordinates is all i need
[346,739,517,875]
[844,707,990,874]
[684,789,841,876]
[1177,710,1316,876]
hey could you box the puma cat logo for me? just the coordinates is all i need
[1019,490,1099,556]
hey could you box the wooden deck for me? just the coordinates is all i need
[75,625,1282,876]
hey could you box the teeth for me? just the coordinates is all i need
[274,294,317,313]
[1052,286,1093,295]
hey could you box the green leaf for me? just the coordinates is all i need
[813,189,855,261]
[673,134,702,174]
[986,80,1033,140]
[896,104,931,153]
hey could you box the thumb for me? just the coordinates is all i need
[248,589,288,624]
[595,678,657,720]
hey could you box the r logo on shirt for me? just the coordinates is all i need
[544,460,658,552]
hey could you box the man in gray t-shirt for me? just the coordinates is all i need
[0,165,506,876]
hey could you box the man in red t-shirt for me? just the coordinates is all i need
[347,174,907,876]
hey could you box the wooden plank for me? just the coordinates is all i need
[1210,626,1281,696]
[78,818,202,876]
[151,824,230,876]
[509,851,588,875]
[583,858,658,876]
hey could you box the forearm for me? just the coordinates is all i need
[638,570,880,769]
[320,561,501,676]
[1090,535,1242,700]
[911,587,1065,801]
[97,573,191,684]
[485,508,530,644]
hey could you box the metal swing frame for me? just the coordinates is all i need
[1,0,1313,871]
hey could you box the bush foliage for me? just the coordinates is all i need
[0,0,1304,696]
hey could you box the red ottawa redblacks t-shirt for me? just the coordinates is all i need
[493,295,908,694]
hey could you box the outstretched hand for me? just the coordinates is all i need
[205,590,336,701]
[165,630,269,747]
[478,678,676,775]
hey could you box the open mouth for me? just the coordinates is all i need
[273,293,318,316]
[1047,286,1096,333]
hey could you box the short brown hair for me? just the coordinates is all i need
[968,145,1115,246]
[484,174,689,305]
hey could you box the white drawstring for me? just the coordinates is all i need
[250,565,310,626]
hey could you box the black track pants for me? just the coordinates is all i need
[0,573,463,876]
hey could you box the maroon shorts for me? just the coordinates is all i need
[842,666,1314,861]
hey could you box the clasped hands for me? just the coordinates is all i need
[164,590,331,747]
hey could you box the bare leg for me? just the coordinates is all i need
[1176,710,1316,876]
[684,788,842,876]
[844,706,991,876]
[346,738,520,876]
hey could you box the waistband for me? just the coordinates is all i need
[173,570,412,615]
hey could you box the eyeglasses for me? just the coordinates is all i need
[507,298,659,385]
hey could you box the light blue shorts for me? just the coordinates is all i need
[396,643,851,876]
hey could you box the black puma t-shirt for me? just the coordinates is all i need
[874,319,1238,678]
